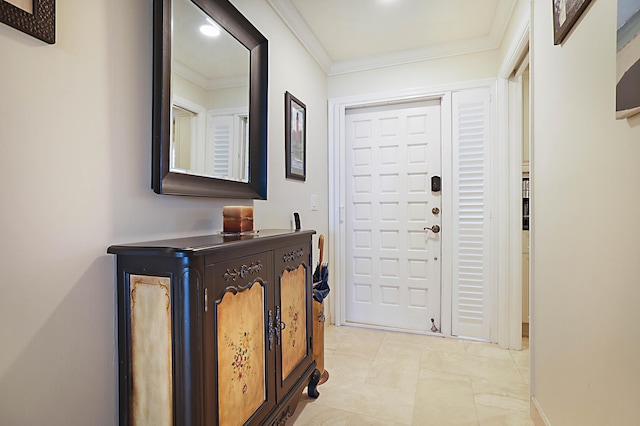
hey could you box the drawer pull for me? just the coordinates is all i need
[275,306,282,345]
[268,310,275,351]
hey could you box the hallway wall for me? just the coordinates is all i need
[328,50,501,99]
[234,0,329,236]
[0,0,327,424]
[531,0,640,423]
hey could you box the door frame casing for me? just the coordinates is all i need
[328,79,498,340]
[497,12,530,351]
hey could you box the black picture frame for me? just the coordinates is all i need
[552,0,592,45]
[0,0,55,44]
[616,2,640,119]
[285,91,306,181]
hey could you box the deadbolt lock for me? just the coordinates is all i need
[432,207,440,215]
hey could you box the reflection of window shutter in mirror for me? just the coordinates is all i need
[207,114,233,178]
[237,115,249,181]
[451,87,492,341]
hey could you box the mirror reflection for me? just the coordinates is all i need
[171,0,250,182]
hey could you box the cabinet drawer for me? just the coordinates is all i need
[275,243,311,272]
[208,251,273,294]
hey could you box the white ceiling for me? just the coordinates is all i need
[267,0,517,75]
[174,0,250,89]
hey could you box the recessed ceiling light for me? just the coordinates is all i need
[200,24,220,37]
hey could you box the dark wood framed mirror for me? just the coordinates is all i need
[152,0,268,199]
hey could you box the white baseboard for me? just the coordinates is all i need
[531,397,551,426]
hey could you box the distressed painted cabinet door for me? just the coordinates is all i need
[129,275,173,426]
[205,251,275,425]
[275,243,315,405]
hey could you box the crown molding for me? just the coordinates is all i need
[499,10,531,79]
[267,0,333,74]
[268,0,518,77]
[329,36,499,76]
[173,61,248,90]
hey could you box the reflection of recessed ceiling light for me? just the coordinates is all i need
[200,24,220,37]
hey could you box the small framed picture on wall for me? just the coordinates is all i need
[0,0,56,44]
[285,91,306,181]
[552,0,593,45]
[616,0,640,119]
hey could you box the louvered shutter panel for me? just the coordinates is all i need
[207,115,233,177]
[451,88,492,340]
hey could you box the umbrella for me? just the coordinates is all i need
[312,235,330,302]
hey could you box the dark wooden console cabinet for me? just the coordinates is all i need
[108,230,320,425]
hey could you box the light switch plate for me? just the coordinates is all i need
[310,194,318,211]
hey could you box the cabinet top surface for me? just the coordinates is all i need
[107,229,315,257]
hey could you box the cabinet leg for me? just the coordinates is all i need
[307,368,321,398]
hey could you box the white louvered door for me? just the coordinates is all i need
[206,114,233,178]
[345,100,442,332]
[451,88,492,340]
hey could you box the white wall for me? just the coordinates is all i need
[328,49,501,99]
[0,0,327,424]
[174,73,208,108]
[233,0,329,243]
[531,0,640,424]
[207,85,248,110]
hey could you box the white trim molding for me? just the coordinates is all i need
[268,0,518,76]
[266,0,333,74]
[531,397,551,426]
[496,5,530,351]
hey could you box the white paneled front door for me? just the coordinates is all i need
[344,100,442,332]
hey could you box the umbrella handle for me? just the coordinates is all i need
[318,234,324,266]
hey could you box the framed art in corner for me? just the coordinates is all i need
[0,0,55,44]
[616,0,640,119]
[285,91,306,181]
[552,0,592,45]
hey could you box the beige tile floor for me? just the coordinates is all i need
[290,325,533,426]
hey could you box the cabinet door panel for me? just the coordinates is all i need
[217,282,266,425]
[204,252,275,425]
[275,243,314,402]
[280,265,308,380]
[129,275,173,426]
